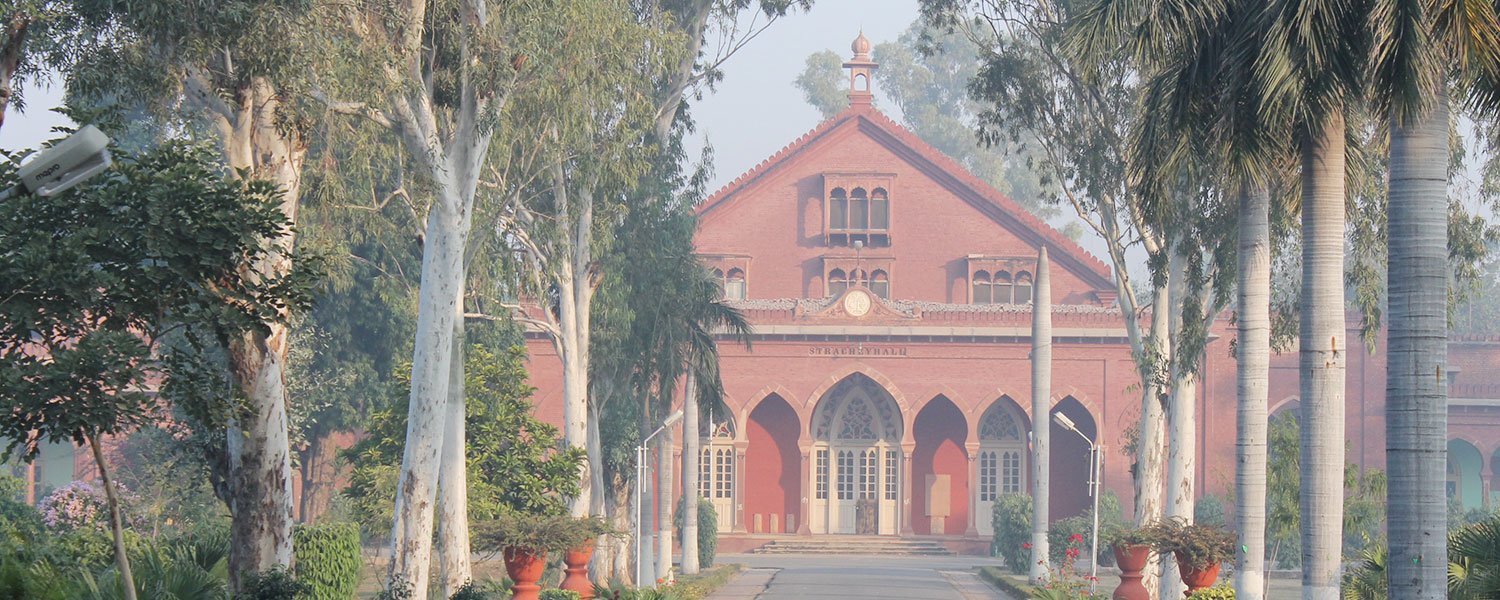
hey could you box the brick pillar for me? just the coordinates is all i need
[900,442,915,536]
[798,444,813,535]
[733,441,749,533]
[965,442,981,537]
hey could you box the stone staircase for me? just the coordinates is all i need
[749,536,955,556]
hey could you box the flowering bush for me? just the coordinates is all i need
[38,481,138,532]
[1027,532,1103,600]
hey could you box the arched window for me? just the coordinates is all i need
[725,268,746,300]
[972,271,992,304]
[830,188,848,231]
[711,268,726,299]
[850,188,869,230]
[995,270,1014,304]
[829,269,849,297]
[869,270,890,299]
[1014,271,1033,304]
[871,188,889,230]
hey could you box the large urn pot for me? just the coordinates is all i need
[561,540,597,599]
[504,547,547,600]
[1175,554,1223,597]
[1111,544,1151,600]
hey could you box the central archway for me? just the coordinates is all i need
[809,373,903,535]
[913,395,969,535]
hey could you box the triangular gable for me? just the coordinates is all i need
[697,104,1115,290]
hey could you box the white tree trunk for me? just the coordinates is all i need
[1386,92,1449,600]
[1299,115,1347,600]
[1234,183,1271,600]
[560,182,597,518]
[1136,276,1171,600]
[657,425,675,584]
[1029,246,1052,584]
[90,434,138,600]
[682,373,701,575]
[388,184,469,597]
[219,77,303,594]
[435,305,471,599]
[1161,245,1194,600]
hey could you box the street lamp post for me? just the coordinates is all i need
[1053,412,1101,595]
[636,408,684,588]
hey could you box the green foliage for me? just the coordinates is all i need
[1187,584,1235,599]
[591,580,688,600]
[447,580,508,600]
[0,140,313,456]
[1194,495,1227,528]
[1265,413,1390,567]
[992,493,1033,574]
[292,522,360,600]
[76,534,230,600]
[661,564,742,599]
[539,591,581,600]
[1029,532,1103,599]
[673,496,718,568]
[1342,514,1500,599]
[343,345,584,537]
[471,513,595,554]
[237,566,310,600]
[1144,518,1237,571]
[1341,544,1387,600]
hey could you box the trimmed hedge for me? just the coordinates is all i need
[991,494,1032,574]
[673,497,718,568]
[293,522,361,600]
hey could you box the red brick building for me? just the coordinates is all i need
[520,34,1500,551]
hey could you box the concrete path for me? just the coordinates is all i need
[705,554,1016,600]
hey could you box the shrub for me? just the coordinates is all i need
[1195,495,1227,528]
[473,513,593,554]
[539,591,582,600]
[992,494,1032,574]
[1186,584,1234,599]
[293,522,361,600]
[448,580,507,600]
[673,496,718,568]
[239,566,310,600]
[1144,518,1237,571]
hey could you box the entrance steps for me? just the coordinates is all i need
[749,536,955,556]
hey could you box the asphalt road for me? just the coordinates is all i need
[706,554,1014,600]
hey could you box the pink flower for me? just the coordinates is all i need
[1022,542,1033,550]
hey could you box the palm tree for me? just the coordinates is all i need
[1370,3,1500,596]
[1030,246,1052,584]
[677,270,753,576]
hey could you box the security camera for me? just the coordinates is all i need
[2,125,113,200]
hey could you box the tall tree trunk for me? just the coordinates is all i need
[1234,182,1271,600]
[0,15,28,134]
[435,307,471,599]
[1386,91,1449,600]
[1029,246,1052,584]
[1136,276,1171,599]
[388,184,470,597]
[298,429,339,523]
[90,434,137,600]
[681,372,700,575]
[656,425,675,584]
[1299,115,1347,600]
[221,77,304,593]
[561,178,596,518]
[1162,245,1194,600]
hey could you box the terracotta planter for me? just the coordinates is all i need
[504,547,547,600]
[1174,553,1223,597]
[561,539,596,599]
[1111,544,1151,600]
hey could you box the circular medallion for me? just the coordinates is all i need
[843,289,872,317]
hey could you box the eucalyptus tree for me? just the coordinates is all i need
[916,3,1172,591]
[0,1,86,133]
[0,142,313,600]
[61,0,330,587]
[1368,2,1500,596]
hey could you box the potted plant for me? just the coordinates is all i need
[474,513,582,600]
[1145,518,1237,595]
[1105,525,1153,600]
[561,516,617,599]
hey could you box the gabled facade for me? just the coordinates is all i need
[518,33,1500,553]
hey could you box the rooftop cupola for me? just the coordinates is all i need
[844,31,878,106]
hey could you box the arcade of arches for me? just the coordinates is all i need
[707,373,1097,538]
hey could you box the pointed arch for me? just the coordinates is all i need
[803,364,910,416]
[1050,396,1098,520]
[913,395,970,535]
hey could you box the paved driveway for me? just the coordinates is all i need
[706,554,1014,600]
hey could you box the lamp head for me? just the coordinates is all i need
[1052,413,1077,431]
[853,239,864,251]
[664,409,684,427]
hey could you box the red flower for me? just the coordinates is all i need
[1065,547,1081,560]
[1022,542,1033,550]
[1070,533,1084,543]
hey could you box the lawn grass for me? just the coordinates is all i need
[660,563,744,599]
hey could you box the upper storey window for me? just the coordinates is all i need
[968,256,1036,304]
[823,174,894,247]
[824,265,891,299]
[702,255,750,300]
